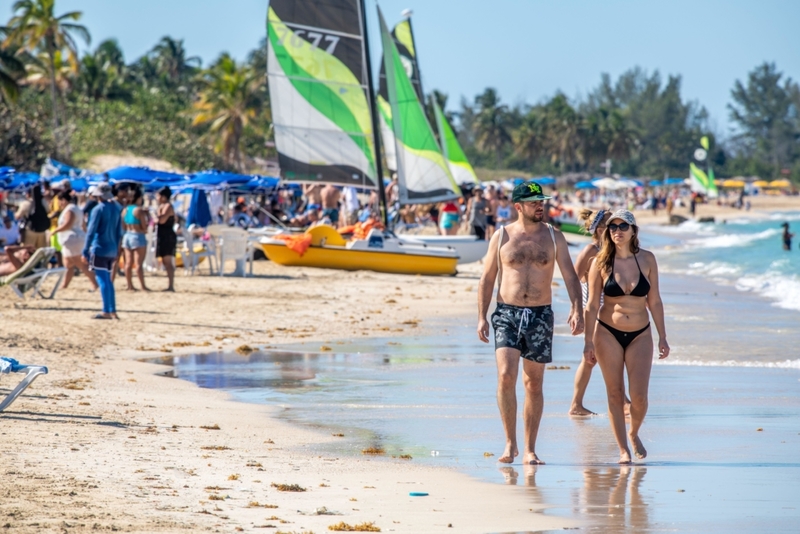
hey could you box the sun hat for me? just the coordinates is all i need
[588,209,607,234]
[608,209,636,226]
[511,181,552,202]
[92,183,113,201]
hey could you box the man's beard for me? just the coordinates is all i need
[523,211,544,223]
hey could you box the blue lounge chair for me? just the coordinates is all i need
[0,357,48,412]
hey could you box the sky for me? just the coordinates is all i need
[19,0,800,136]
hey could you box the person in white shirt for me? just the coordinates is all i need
[0,214,21,250]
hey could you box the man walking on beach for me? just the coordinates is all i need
[477,181,584,465]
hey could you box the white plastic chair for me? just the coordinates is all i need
[0,357,48,412]
[218,231,250,277]
[183,231,217,275]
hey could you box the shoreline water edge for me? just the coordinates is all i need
[2,204,800,533]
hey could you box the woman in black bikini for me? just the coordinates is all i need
[583,209,669,464]
[156,186,177,292]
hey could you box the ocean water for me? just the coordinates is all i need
[645,211,800,313]
[147,217,800,532]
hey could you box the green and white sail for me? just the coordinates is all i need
[378,8,460,204]
[433,99,479,185]
[689,163,719,198]
[266,0,377,187]
[377,18,424,174]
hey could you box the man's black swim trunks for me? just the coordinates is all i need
[491,303,554,363]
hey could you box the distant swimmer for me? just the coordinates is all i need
[583,209,670,464]
[782,222,793,251]
[569,208,630,417]
[478,181,584,466]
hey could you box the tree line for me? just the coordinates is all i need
[1,0,798,183]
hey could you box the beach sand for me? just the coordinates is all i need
[0,261,575,533]
[2,194,799,533]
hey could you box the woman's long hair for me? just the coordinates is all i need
[28,185,51,232]
[595,224,641,277]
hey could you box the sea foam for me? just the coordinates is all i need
[656,358,800,369]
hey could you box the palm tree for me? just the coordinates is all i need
[605,109,638,161]
[513,108,546,169]
[191,54,260,170]
[22,47,76,93]
[4,0,90,152]
[78,39,129,100]
[151,36,200,86]
[0,30,25,104]
[543,93,580,172]
[474,88,512,167]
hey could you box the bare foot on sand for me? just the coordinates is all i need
[630,434,647,459]
[569,404,597,416]
[523,452,545,465]
[618,449,632,465]
[498,443,518,464]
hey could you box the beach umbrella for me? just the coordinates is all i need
[591,177,630,190]
[663,177,686,186]
[187,169,253,189]
[3,172,41,192]
[574,181,597,190]
[752,180,770,188]
[535,176,556,185]
[769,179,792,188]
[186,189,212,228]
[648,180,662,187]
[234,176,280,193]
[722,179,746,188]
[106,166,186,185]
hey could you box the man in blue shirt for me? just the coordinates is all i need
[83,183,123,319]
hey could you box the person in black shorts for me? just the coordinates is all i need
[477,181,584,465]
[156,186,177,291]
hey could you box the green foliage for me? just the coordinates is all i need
[66,88,226,170]
[728,62,799,170]
[0,98,54,169]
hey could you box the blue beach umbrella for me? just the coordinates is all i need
[664,177,686,186]
[535,176,556,185]
[233,176,280,193]
[574,181,597,190]
[186,188,212,228]
[106,166,186,185]
[649,180,663,187]
[187,169,252,189]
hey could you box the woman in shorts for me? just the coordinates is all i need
[53,190,97,290]
[121,187,150,291]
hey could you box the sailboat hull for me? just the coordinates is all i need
[399,235,489,264]
[261,242,457,275]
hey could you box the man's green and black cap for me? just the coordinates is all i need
[511,180,552,202]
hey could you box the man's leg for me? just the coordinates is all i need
[521,358,546,464]
[495,347,521,463]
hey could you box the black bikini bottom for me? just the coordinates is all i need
[597,320,651,350]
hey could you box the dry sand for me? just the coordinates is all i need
[0,260,574,534]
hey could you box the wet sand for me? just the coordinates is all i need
[0,261,574,533]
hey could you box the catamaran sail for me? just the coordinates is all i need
[378,8,460,204]
[377,18,424,174]
[689,137,718,198]
[266,0,378,187]
[433,99,479,185]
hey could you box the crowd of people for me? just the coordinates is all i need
[0,179,180,318]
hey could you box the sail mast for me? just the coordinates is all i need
[359,0,388,225]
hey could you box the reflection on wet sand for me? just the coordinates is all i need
[498,465,649,533]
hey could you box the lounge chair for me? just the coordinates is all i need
[182,230,217,276]
[0,247,66,299]
[0,357,48,412]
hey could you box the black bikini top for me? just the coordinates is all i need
[603,254,650,297]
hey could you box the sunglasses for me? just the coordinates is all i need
[608,222,631,232]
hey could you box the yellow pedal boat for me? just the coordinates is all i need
[260,225,459,276]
